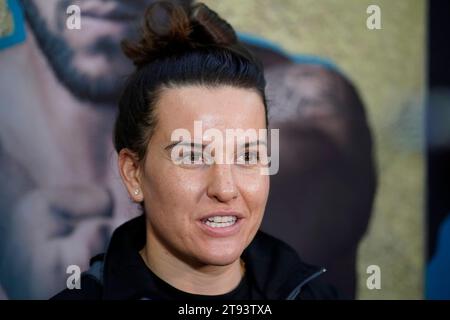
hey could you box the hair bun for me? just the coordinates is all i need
[121,1,238,68]
[190,3,237,45]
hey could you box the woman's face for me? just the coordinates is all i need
[139,85,269,267]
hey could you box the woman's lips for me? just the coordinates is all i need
[197,217,243,238]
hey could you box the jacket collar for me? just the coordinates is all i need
[101,215,324,300]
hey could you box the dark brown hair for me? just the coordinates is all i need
[113,1,268,160]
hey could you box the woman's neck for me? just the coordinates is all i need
[140,230,245,296]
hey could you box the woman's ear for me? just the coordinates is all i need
[118,149,144,203]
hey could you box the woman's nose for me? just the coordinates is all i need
[206,164,238,203]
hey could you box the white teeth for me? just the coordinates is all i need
[204,216,237,228]
[206,215,237,223]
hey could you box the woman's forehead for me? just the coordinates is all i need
[155,85,266,133]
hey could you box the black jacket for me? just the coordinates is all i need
[52,215,338,300]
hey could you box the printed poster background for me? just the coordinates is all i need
[0,0,425,299]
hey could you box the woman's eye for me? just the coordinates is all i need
[237,151,260,165]
[181,151,203,165]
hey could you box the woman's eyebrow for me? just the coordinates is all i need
[242,140,267,148]
[164,140,267,151]
[164,141,205,151]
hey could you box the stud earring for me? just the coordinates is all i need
[134,189,140,195]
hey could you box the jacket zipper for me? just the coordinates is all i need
[285,267,327,300]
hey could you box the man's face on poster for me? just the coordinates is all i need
[23,0,190,104]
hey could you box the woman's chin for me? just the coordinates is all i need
[195,242,243,266]
[202,255,240,267]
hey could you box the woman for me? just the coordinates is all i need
[53,1,337,300]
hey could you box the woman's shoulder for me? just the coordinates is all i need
[245,231,342,300]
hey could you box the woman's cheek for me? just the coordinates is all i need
[240,172,269,194]
[239,174,270,210]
